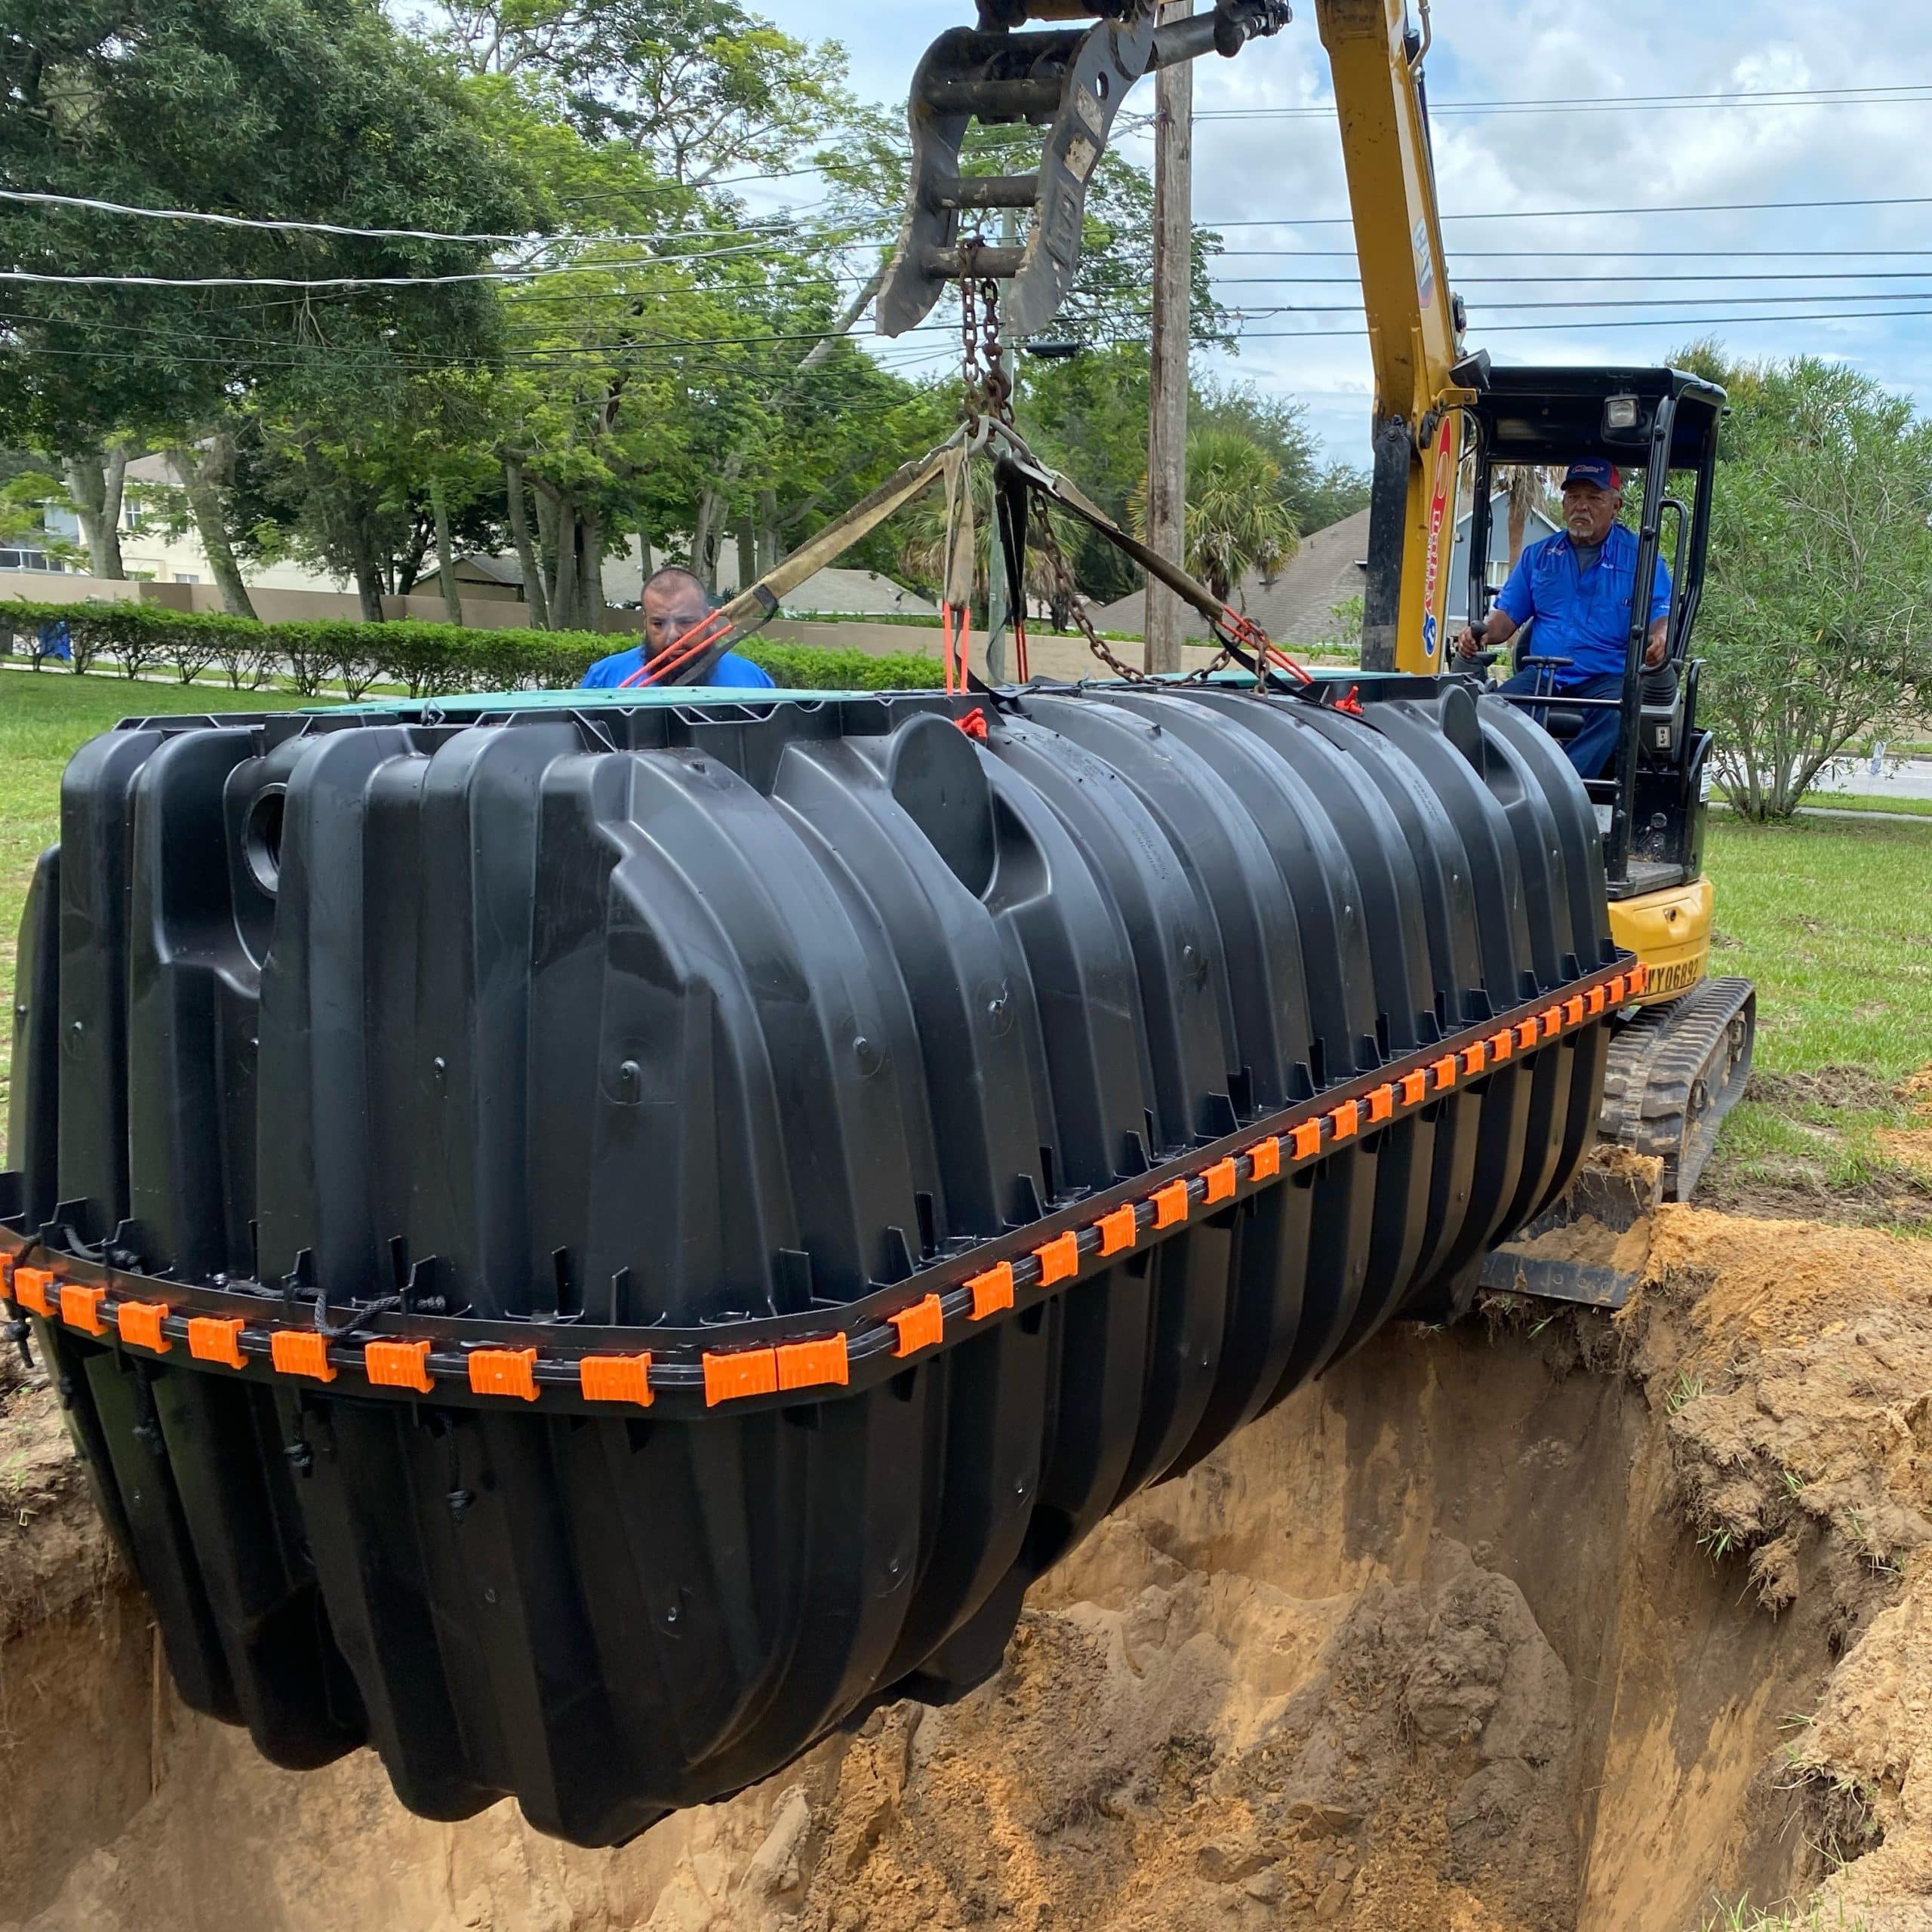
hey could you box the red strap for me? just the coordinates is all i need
[617,611,734,690]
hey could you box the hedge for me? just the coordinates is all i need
[0,598,947,698]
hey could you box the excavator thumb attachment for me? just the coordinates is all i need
[877,0,1291,340]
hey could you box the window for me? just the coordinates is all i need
[173,572,199,584]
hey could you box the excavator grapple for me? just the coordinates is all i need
[3,678,1636,1845]
[878,0,1290,339]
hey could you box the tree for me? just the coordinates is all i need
[1189,379,1368,539]
[429,0,852,189]
[1684,346,1932,819]
[0,0,531,610]
[1131,426,1299,603]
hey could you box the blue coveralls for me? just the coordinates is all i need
[581,643,776,690]
[1491,523,1671,779]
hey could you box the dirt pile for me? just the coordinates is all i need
[1625,1208,1932,1927]
[8,1206,1932,1930]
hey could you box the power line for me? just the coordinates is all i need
[1192,81,1932,121]
[0,186,875,249]
[1201,195,1932,227]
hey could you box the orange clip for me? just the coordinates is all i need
[1398,1070,1428,1106]
[59,1282,106,1336]
[1246,1137,1281,1182]
[468,1346,538,1402]
[703,1347,779,1406]
[1201,1158,1238,1205]
[1290,1119,1323,1160]
[777,1334,850,1392]
[1564,995,1586,1026]
[1542,1004,1565,1036]
[1487,1029,1514,1063]
[365,1337,434,1395]
[1461,1043,1488,1077]
[1515,1019,1540,1051]
[1097,1205,1139,1257]
[1365,1084,1395,1124]
[1035,1232,1080,1287]
[1587,986,1607,1017]
[116,1300,171,1353]
[187,1315,247,1369]
[1607,974,1628,1004]
[889,1294,944,1356]
[272,1329,337,1383]
[11,1266,53,1318]
[1629,959,1650,994]
[1152,1181,1190,1229]
[968,1261,1016,1319]
[1329,1100,1361,1143]
[580,1352,654,1406]
[1430,1054,1458,1093]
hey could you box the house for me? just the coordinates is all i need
[1446,491,1561,624]
[1093,506,1374,644]
[6,454,347,593]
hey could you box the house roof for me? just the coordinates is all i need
[1092,507,1373,643]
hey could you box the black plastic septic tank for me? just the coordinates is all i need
[2,675,1632,1845]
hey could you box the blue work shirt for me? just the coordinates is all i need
[1494,523,1671,686]
[580,643,776,690]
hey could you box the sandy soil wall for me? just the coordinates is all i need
[3,1208,1926,1931]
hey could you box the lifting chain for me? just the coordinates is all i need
[958,248,1015,435]
[1035,509,1148,683]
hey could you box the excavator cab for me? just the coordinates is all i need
[1458,364,1727,908]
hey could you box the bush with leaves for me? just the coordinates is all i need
[0,598,946,697]
[1679,349,1932,818]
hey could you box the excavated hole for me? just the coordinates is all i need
[3,1206,1929,1932]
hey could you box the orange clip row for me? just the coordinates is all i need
[968,1260,1015,1320]
[581,1352,654,1406]
[59,1282,106,1336]
[890,1294,944,1357]
[11,1266,53,1318]
[117,1301,171,1354]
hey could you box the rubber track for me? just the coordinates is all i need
[1597,975,1756,1198]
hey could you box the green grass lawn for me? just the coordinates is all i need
[6,672,1932,1222]
[1699,815,1932,1223]
[0,671,321,1113]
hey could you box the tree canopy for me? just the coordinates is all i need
[1674,342,1932,818]
[0,0,1362,631]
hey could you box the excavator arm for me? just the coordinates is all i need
[878,0,1474,675]
[1314,0,1477,673]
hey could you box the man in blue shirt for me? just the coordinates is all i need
[581,565,777,691]
[1455,460,1671,778]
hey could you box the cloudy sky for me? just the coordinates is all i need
[749,0,1932,462]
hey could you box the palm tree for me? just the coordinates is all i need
[896,460,1084,622]
[1500,464,1559,565]
[1131,427,1300,603]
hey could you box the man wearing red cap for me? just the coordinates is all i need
[1455,460,1671,779]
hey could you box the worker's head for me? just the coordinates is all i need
[1559,460,1622,546]
[640,567,715,658]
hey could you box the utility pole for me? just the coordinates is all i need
[1143,0,1194,675]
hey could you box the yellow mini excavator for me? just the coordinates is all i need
[877,0,1755,1303]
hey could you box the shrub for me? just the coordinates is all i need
[0,599,949,700]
